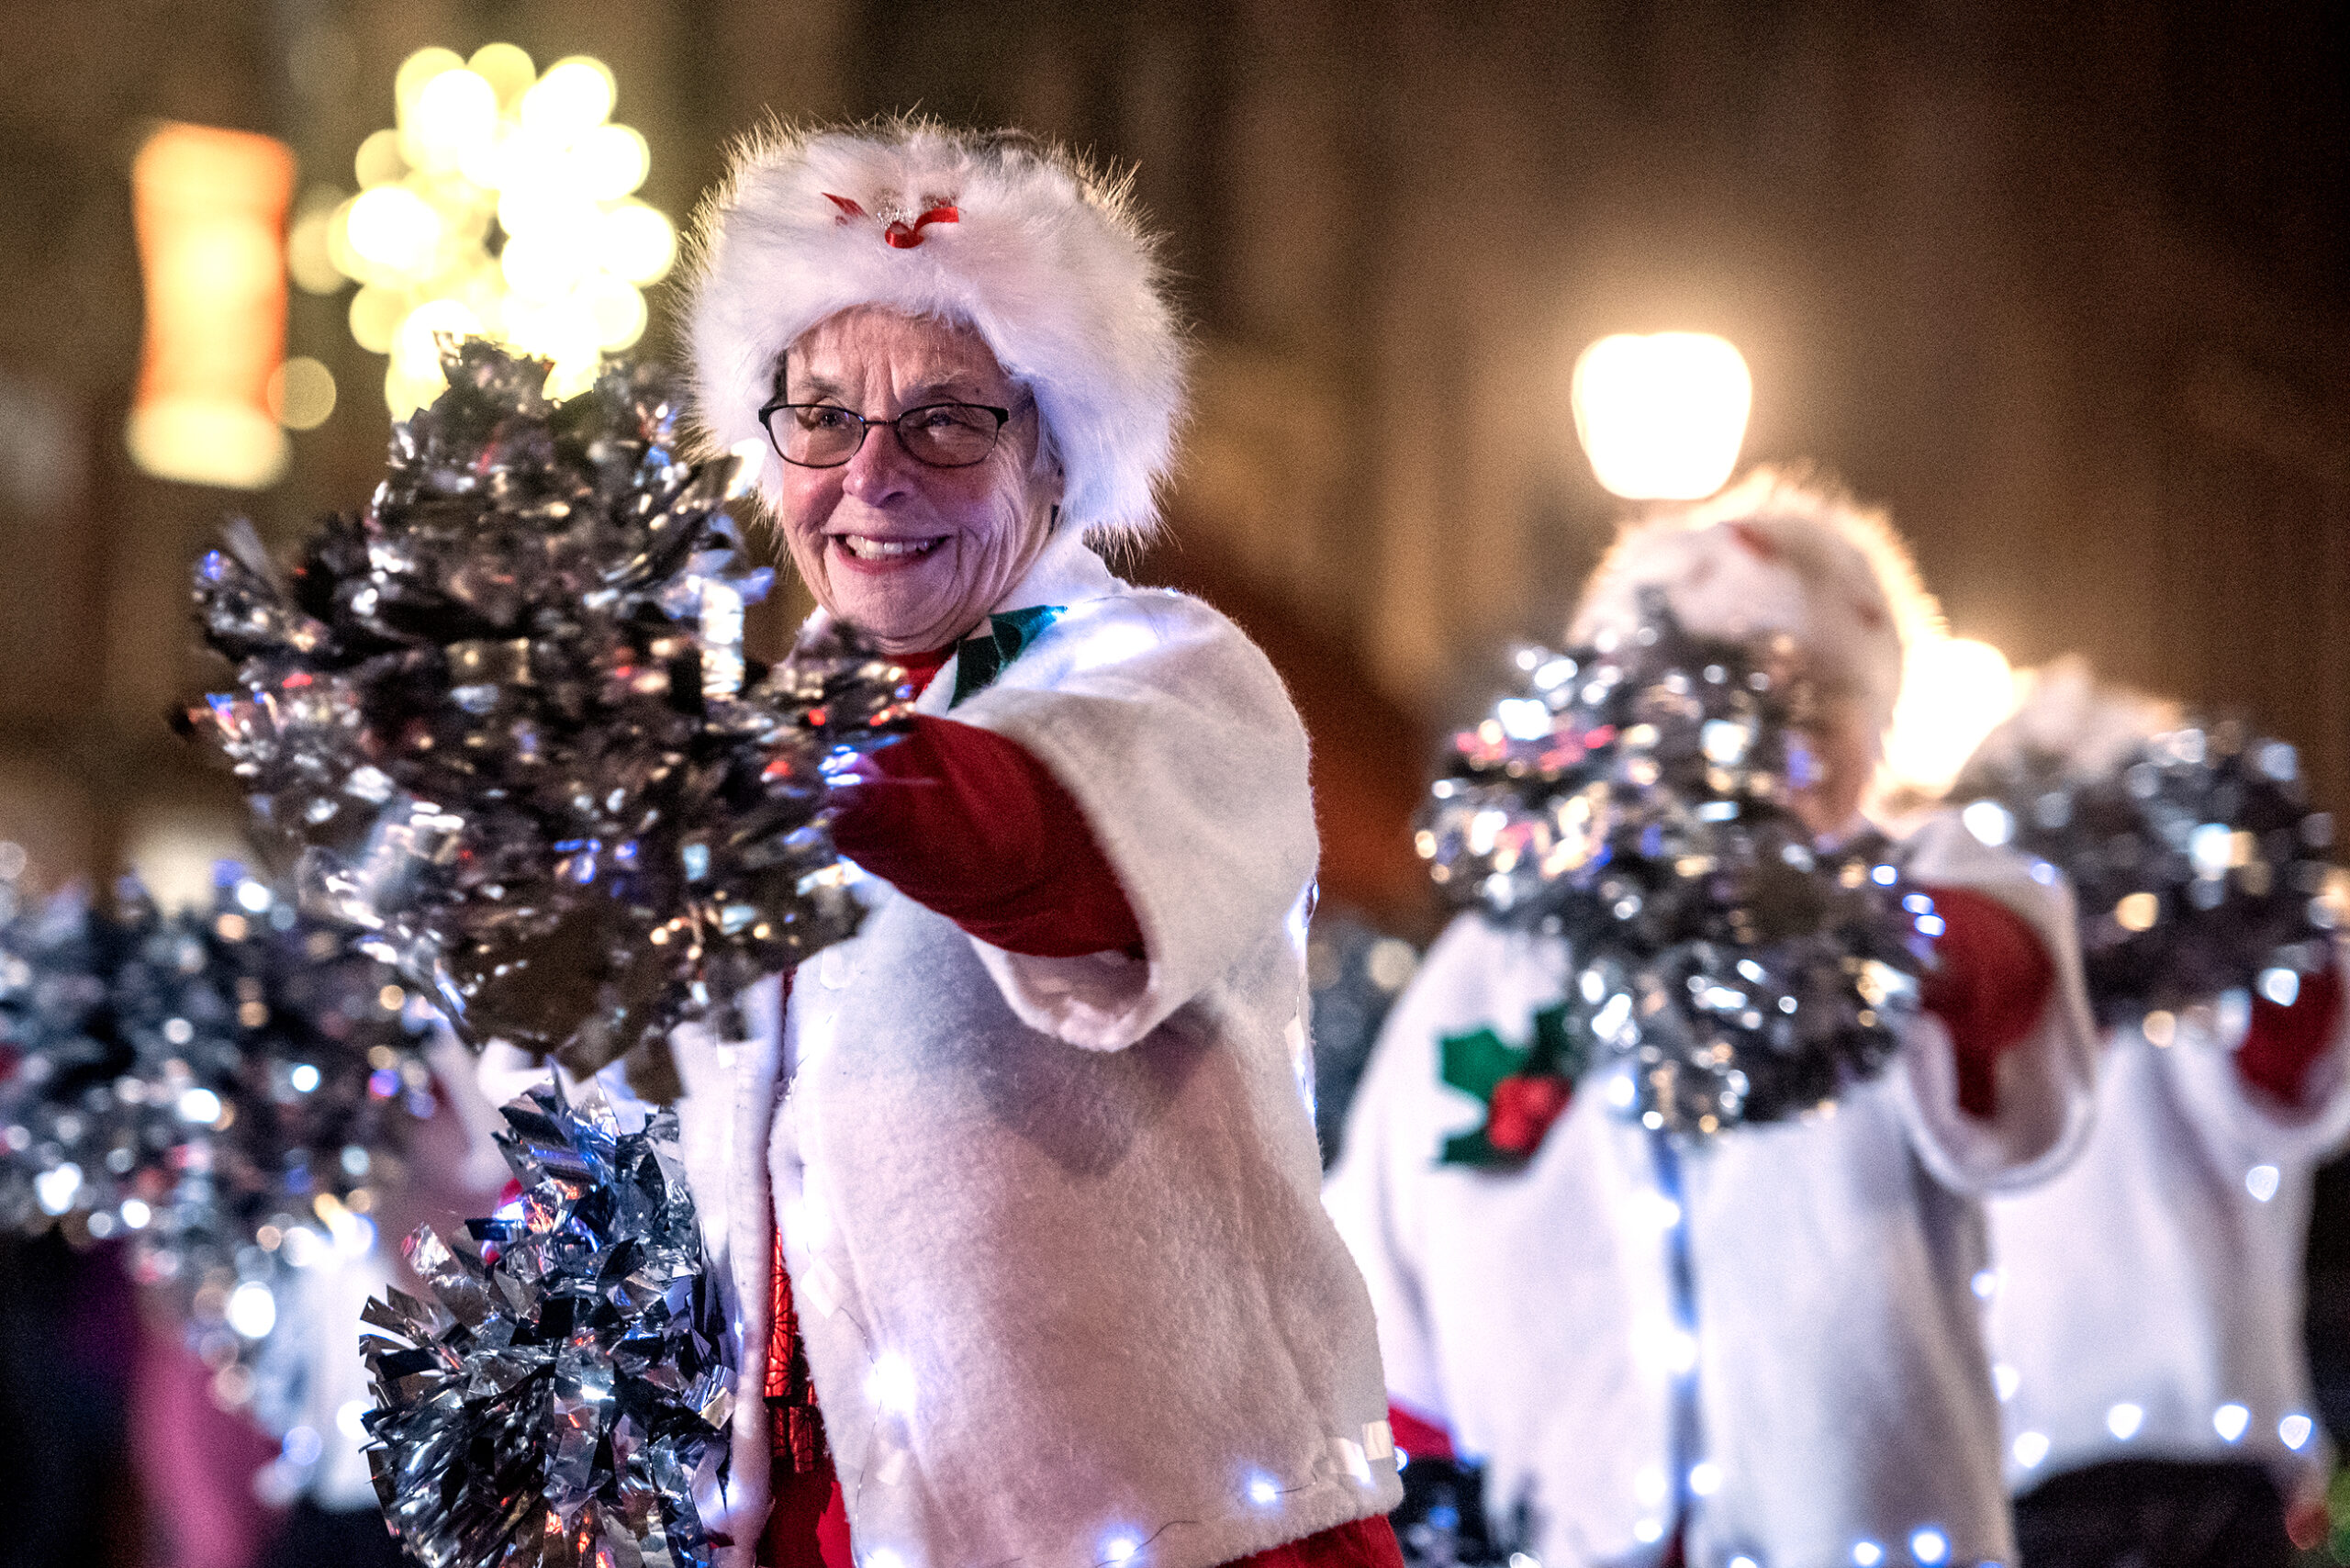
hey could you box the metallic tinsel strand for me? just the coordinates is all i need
[362,1078,733,1568]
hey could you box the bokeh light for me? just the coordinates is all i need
[1882,636,2020,797]
[268,356,338,431]
[1571,331,1753,501]
[305,44,678,415]
[127,122,297,488]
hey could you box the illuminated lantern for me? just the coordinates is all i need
[127,123,297,488]
[305,44,681,415]
[1571,331,1752,501]
[1883,636,2019,797]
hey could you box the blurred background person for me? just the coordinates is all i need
[1962,665,2350,1568]
[1326,475,2098,1568]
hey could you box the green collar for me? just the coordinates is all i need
[949,605,1065,707]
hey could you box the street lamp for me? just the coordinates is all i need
[1570,331,1752,501]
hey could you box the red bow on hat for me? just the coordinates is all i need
[824,193,960,249]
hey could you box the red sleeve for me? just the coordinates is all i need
[2237,963,2344,1109]
[827,715,1145,959]
[1918,885,2056,1120]
[1385,1402,1456,1464]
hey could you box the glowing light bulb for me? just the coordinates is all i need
[394,48,465,119]
[467,42,537,105]
[2106,1403,2144,1440]
[596,201,677,285]
[520,58,616,138]
[393,298,481,381]
[866,1351,918,1417]
[227,1281,278,1338]
[571,124,651,200]
[34,1164,82,1215]
[2213,1404,2251,1442]
[577,274,649,351]
[1571,332,1751,501]
[499,230,591,302]
[404,69,499,173]
[353,128,407,189]
[330,45,675,412]
[345,185,443,277]
[2012,1431,2051,1469]
[1884,638,2018,796]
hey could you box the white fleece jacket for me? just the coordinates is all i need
[1324,814,2098,1568]
[1986,971,2350,1505]
[664,532,1399,1568]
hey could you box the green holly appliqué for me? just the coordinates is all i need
[1438,1002,1593,1168]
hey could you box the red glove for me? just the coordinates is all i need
[1918,886,2055,1120]
[2237,962,2344,1109]
[829,715,1146,959]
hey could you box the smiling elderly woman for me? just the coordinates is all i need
[674,121,1402,1568]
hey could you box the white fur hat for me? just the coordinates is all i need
[1568,466,1942,745]
[683,118,1186,544]
[1964,655,2181,783]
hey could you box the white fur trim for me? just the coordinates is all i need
[683,118,1186,545]
[1964,654,2184,783]
[1569,465,1942,742]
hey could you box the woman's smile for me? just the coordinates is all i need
[772,306,1063,655]
[831,532,950,566]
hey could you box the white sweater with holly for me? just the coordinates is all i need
[1325,814,2098,1568]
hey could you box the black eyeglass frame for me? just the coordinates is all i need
[756,397,1015,469]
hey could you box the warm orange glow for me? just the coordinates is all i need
[1571,332,1752,500]
[128,123,297,487]
[1882,636,2020,796]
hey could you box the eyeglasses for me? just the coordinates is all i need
[758,398,1013,469]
